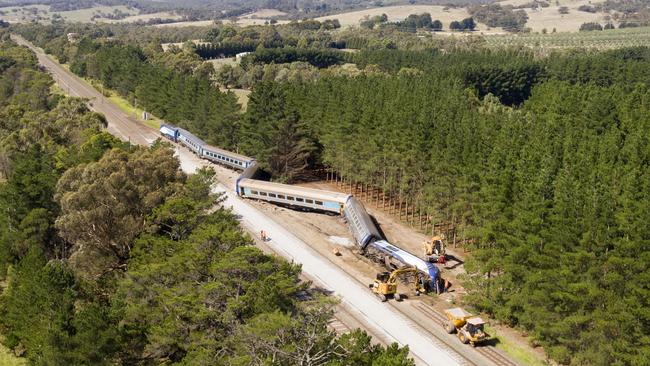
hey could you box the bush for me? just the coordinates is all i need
[577,5,598,13]
[468,4,528,32]
[450,17,476,31]
[579,22,603,31]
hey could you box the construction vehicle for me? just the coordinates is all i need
[423,235,446,263]
[369,267,426,302]
[443,308,488,346]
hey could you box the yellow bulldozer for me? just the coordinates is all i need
[443,307,488,346]
[423,235,446,263]
[369,267,426,302]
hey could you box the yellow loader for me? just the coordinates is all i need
[443,307,488,346]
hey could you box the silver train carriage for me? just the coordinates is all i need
[236,178,350,214]
[177,128,205,155]
[202,144,255,170]
[343,197,382,249]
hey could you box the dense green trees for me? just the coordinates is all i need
[12,21,650,364]
[0,38,414,365]
[239,50,650,364]
[244,47,346,68]
[65,39,243,149]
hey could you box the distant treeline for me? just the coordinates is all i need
[195,41,258,58]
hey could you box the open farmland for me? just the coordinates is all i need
[0,4,138,23]
[510,0,611,32]
[316,5,479,30]
[317,0,620,33]
[115,11,181,23]
[485,26,650,49]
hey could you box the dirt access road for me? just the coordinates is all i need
[12,34,517,366]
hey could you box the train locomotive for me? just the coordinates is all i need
[161,124,442,292]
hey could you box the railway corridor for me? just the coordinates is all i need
[13,34,515,366]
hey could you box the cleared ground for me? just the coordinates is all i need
[518,0,609,32]
[223,88,251,110]
[0,5,138,23]
[115,11,181,23]
[316,0,619,33]
[316,5,477,30]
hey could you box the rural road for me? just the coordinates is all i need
[12,34,499,366]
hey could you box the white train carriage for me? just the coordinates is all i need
[177,128,205,155]
[202,144,255,170]
[369,240,441,291]
[237,178,350,214]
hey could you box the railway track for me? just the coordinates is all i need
[412,303,519,366]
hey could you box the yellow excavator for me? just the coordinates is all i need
[369,267,426,302]
[443,307,488,346]
[423,235,446,263]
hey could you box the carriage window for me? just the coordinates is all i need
[269,193,276,198]
[296,198,304,202]
[315,201,323,205]
[277,195,285,199]
[287,196,295,201]
[251,190,258,195]
[259,192,267,196]
[306,199,314,204]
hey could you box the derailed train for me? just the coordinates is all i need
[161,123,442,292]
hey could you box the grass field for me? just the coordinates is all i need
[485,325,548,366]
[316,5,479,31]
[0,5,138,23]
[81,77,159,130]
[519,0,608,33]
[0,340,26,366]
[485,26,650,49]
[115,11,181,23]
[107,93,160,130]
[316,0,619,33]
[206,57,238,69]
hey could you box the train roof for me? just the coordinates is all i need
[371,240,439,279]
[344,196,382,243]
[177,128,205,145]
[203,144,255,162]
[238,179,351,203]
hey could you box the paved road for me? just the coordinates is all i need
[12,34,502,366]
